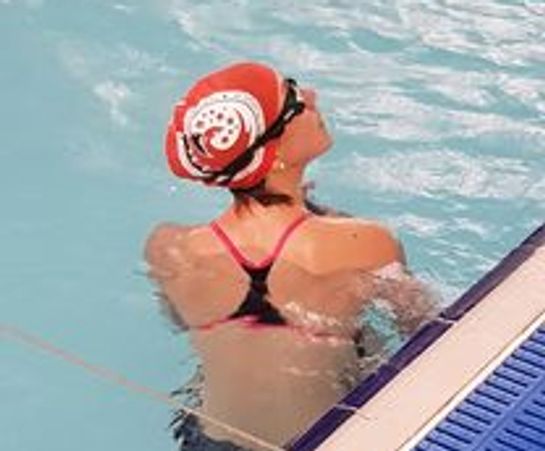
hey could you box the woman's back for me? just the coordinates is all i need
[146,212,403,448]
[147,211,401,331]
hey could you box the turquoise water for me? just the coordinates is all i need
[1,1,544,450]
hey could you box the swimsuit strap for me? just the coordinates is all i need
[210,212,311,269]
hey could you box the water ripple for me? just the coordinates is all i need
[333,150,541,201]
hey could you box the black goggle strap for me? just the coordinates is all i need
[285,78,305,115]
[203,80,306,185]
[182,134,211,175]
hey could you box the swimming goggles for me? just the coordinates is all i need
[252,78,306,148]
[205,78,306,185]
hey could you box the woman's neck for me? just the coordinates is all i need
[265,164,306,206]
[225,165,309,219]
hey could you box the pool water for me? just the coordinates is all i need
[1,1,544,450]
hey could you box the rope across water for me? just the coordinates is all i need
[0,322,284,451]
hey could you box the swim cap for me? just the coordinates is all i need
[165,62,282,189]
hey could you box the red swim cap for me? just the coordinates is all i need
[165,62,282,189]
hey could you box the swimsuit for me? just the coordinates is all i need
[195,211,312,330]
[194,210,367,357]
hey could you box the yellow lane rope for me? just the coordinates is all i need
[0,323,284,451]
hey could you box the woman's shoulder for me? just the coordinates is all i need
[304,200,399,249]
[308,215,406,272]
[144,214,405,273]
[144,222,199,268]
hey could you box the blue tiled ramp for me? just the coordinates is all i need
[415,325,545,451]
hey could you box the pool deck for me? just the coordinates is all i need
[289,223,545,451]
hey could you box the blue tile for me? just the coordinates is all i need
[388,319,451,371]
[341,363,399,408]
[286,406,354,451]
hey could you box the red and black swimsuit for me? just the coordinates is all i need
[194,211,366,357]
[196,212,311,330]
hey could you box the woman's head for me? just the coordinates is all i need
[165,61,331,202]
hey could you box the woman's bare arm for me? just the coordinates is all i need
[346,220,439,336]
[370,263,440,336]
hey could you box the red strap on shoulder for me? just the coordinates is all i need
[262,212,311,266]
[209,221,250,266]
[210,212,311,269]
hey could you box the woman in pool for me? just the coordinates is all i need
[146,62,435,450]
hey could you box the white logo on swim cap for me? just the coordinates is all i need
[183,90,265,154]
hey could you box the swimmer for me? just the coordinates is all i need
[145,62,437,450]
